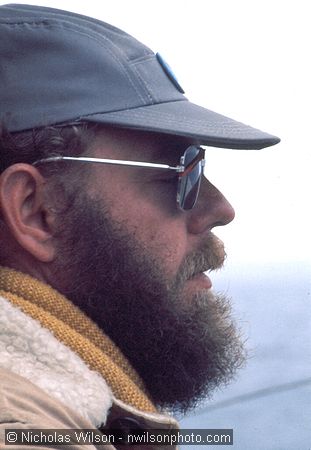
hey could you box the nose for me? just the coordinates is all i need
[186,176,235,235]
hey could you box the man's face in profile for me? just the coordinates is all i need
[50,127,245,413]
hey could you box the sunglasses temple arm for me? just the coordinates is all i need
[33,155,184,172]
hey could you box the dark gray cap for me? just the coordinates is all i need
[0,4,280,149]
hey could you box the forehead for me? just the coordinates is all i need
[89,126,193,163]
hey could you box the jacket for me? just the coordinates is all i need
[0,268,179,449]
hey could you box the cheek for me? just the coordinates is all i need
[140,221,188,277]
[89,170,189,276]
[111,189,188,276]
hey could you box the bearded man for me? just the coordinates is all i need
[0,4,280,449]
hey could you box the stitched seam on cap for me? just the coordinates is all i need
[131,69,154,104]
[127,54,154,63]
[130,57,161,103]
[80,98,186,116]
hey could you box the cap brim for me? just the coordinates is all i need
[82,100,280,150]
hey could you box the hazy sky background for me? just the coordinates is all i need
[6,0,311,271]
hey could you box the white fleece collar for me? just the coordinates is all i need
[0,295,113,427]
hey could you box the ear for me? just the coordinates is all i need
[0,164,56,262]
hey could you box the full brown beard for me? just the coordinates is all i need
[51,192,245,413]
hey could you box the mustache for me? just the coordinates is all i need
[175,233,226,286]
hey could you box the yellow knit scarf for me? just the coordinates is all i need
[0,266,156,413]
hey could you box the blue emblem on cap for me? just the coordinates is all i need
[156,52,185,94]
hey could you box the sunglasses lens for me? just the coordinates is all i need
[178,146,203,210]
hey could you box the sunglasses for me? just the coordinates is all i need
[33,145,205,210]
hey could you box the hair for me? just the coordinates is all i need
[0,123,98,175]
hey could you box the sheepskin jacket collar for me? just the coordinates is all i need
[0,266,178,432]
